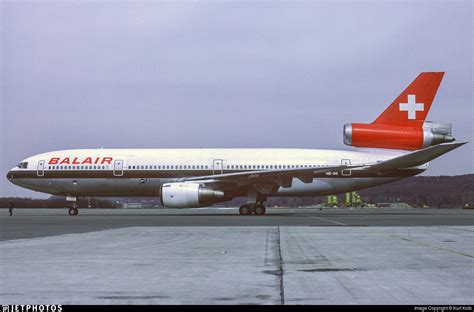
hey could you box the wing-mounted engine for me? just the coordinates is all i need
[161,183,226,208]
[343,121,455,151]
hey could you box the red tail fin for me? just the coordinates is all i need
[373,72,444,128]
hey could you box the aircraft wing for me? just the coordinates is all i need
[177,141,466,193]
[177,164,362,192]
[366,141,467,173]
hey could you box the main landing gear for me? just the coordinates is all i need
[239,202,266,216]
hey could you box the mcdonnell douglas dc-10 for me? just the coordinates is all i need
[7,72,466,215]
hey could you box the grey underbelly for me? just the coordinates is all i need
[16,176,405,198]
[15,178,172,197]
[273,177,404,196]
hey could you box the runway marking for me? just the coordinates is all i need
[311,216,347,226]
[310,214,474,259]
[359,228,474,259]
[391,235,474,259]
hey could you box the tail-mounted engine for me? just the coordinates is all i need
[161,183,225,208]
[343,121,455,150]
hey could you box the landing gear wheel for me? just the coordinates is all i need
[68,208,79,216]
[255,205,266,215]
[239,204,251,215]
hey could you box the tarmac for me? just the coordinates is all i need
[0,207,473,304]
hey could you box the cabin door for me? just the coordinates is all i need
[113,160,124,176]
[213,159,223,175]
[37,160,45,177]
[341,159,351,176]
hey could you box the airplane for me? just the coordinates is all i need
[7,72,466,216]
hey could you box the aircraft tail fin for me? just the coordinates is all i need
[373,72,444,128]
[343,72,452,150]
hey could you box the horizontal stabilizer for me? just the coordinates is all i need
[368,141,467,173]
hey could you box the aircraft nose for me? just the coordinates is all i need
[6,170,14,181]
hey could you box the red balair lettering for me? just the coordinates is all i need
[101,157,113,165]
[48,158,60,165]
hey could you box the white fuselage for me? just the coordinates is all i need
[7,148,425,199]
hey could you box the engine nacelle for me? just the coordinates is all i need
[343,121,455,150]
[161,183,225,208]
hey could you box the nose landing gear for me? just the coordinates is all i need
[66,196,79,216]
[68,207,79,216]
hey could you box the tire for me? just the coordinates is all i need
[239,205,250,215]
[68,208,78,216]
[255,205,266,215]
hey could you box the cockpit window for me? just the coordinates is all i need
[18,162,28,169]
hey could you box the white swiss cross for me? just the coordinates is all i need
[399,94,424,120]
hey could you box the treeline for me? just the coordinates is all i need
[357,174,474,208]
[225,174,474,208]
[1,174,473,208]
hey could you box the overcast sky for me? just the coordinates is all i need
[1,0,472,198]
